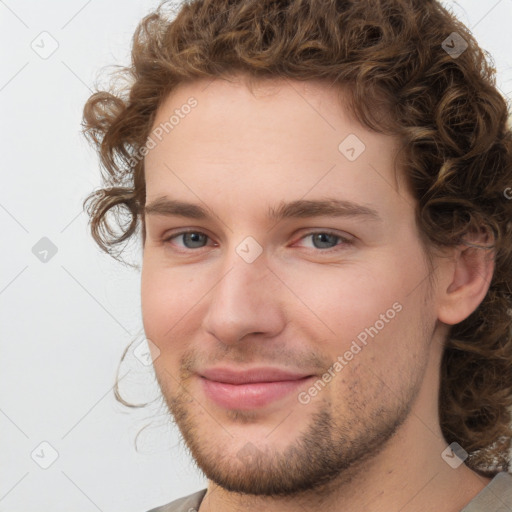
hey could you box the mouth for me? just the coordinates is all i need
[198,367,316,410]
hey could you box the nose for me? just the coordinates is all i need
[201,252,286,346]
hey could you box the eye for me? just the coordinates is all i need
[294,230,354,252]
[163,230,212,250]
[163,229,353,253]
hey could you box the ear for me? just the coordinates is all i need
[437,230,495,326]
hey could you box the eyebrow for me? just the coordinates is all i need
[145,196,382,223]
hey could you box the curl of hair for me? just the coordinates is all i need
[82,0,512,476]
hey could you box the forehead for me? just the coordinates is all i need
[143,74,409,219]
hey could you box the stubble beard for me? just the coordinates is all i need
[157,368,423,499]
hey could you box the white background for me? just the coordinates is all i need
[1,1,511,511]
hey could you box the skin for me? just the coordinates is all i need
[141,74,494,511]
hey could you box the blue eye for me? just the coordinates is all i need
[163,230,353,253]
[304,232,344,250]
[168,231,209,249]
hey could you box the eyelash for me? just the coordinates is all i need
[162,229,354,254]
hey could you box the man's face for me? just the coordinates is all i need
[141,75,439,495]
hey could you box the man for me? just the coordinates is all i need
[82,0,512,510]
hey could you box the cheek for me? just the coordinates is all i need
[141,268,186,380]
[279,261,401,339]
[279,253,427,363]
[140,257,212,370]
[141,258,188,342]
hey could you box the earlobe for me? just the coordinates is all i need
[437,236,495,326]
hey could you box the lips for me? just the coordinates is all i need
[198,367,315,409]
[200,367,312,384]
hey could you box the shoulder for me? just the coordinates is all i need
[145,489,208,512]
[462,472,512,511]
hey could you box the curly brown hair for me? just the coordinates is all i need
[81,0,512,476]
